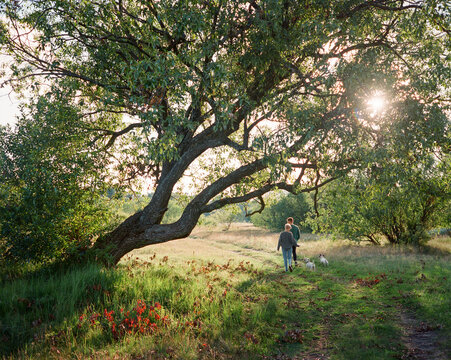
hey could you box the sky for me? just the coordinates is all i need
[0,84,19,126]
[0,53,19,127]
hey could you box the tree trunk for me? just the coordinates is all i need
[93,201,203,265]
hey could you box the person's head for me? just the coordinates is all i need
[287,217,294,224]
[285,223,292,231]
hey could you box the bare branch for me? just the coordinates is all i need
[245,195,265,217]
[103,123,143,149]
[337,1,423,19]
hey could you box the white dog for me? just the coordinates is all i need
[303,257,315,271]
[319,254,329,266]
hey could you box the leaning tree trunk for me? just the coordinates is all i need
[93,202,203,265]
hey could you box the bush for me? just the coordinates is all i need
[250,191,311,232]
[0,97,117,267]
[308,160,450,245]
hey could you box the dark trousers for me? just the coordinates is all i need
[292,245,297,262]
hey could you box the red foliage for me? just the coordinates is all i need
[77,299,169,340]
[354,273,387,288]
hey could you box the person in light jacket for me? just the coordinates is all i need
[277,224,298,272]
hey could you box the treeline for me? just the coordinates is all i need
[118,179,450,247]
[1,177,450,274]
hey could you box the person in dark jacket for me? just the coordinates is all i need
[277,224,298,272]
[287,217,301,266]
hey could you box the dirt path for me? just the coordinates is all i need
[399,311,448,360]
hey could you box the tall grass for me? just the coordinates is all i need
[1,224,450,359]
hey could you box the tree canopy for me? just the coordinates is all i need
[0,0,449,264]
[309,143,450,245]
[251,191,312,232]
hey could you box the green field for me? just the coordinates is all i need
[1,223,450,359]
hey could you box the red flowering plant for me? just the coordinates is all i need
[77,299,169,340]
[354,273,387,288]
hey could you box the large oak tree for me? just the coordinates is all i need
[1,0,449,264]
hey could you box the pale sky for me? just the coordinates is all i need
[0,53,19,127]
[0,85,19,126]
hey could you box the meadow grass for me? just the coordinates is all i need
[1,223,450,359]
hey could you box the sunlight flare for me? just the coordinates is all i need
[367,92,386,116]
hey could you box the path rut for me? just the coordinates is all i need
[399,311,448,360]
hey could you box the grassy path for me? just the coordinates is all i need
[133,224,451,359]
[399,310,448,360]
[1,224,450,359]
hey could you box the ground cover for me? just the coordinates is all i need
[1,223,450,359]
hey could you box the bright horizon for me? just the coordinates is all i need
[0,53,19,126]
[0,85,19,126]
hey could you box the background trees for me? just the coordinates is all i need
[309,95,450,245]
[310,161,450,245]
[0,0,449,264]
[250,192,311,232]
[0,96,119,265]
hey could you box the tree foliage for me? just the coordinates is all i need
[0,95,118,264]
[308,100,450,244]
[251,192,311,232]
[0,0,449,263]
[311,158,450,245]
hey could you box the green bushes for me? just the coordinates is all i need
[0,97,118,267]
[250,191,311,232]
[309,158,450,245]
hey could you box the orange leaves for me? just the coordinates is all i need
[354,273,387,288]
[77,299,169,340]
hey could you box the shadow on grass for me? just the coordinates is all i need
[415,243,451,256]
[234,252,451,360]
[0,262,118,357]
[2,249,449,359]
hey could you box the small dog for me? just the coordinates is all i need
[319,254,329,266]
[303,257,315,271]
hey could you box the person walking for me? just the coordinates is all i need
[277,224,298,272]
[287,217,301,266]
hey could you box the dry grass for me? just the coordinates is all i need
[127,222,451,268]
[127,223,278,265]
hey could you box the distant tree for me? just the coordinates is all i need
[199,203,247,230]
[311,165,450,245]
[308,101,450,245]
[0,101,117,264]
[0,1,449,264]
[251,192,311,232]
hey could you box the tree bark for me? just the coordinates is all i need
[94,207,201,265]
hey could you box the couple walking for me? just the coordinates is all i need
[277,217,300,272]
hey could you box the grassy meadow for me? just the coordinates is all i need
[1,223,450,359]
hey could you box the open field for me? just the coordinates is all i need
[1,223,450,359]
